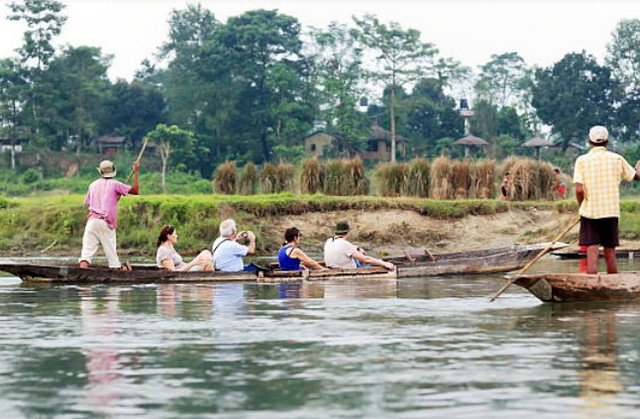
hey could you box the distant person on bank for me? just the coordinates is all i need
[323,220,395,270]
[278,227,324,271]
[156,224,213,271]
[79,160,139,270]
[573,125,640,274]
[212,219,257,272]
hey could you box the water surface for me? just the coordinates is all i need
[1,257,639,418]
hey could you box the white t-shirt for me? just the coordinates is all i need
[212,237,248,272]
[324,237,358,269]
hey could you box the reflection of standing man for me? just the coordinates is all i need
[574,126,640,274]
[79,160,139,270]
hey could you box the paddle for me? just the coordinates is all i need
[489,216,580,302]
[125,137,149,184]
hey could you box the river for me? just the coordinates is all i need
[1,257,639,418]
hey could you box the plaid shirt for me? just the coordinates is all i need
[573,146,636,219]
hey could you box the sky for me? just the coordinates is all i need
[0,0,638,82]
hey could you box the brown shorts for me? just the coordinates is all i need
[579,216,619,247]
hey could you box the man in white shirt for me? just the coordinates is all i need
[212,219,256,272]
[323,220,394,270]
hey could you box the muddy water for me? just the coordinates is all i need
[0,257,639,418]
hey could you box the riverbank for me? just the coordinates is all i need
[1,194,639,259]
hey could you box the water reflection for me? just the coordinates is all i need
[2,258,640,417]
[80,288,123,410]
[576,308,623,417]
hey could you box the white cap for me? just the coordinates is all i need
[588,125,608,144]
[98,160,117,178]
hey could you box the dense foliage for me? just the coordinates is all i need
[1,1,639,181]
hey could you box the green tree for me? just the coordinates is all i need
[0,58,27,169]
[308,22,369,155]
[146,124,197,192]
[352,14,438,161]
[7,0,67,145]
[532,52,620,149]
[103,80,166,148]
[217,9,311,163]
[606,19,640,141]
[404,77,463,158]
[43,45,112,153]
[475,52,532,109]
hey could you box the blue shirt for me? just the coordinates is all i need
[212,237,248,272]
[278,245,301,271]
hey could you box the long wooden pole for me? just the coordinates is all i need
[125,137,149,184]
[489,217,580,302]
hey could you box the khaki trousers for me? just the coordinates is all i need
[79,218,121,268]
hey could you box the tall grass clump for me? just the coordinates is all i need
[510,158,556,201]
[274,162,295,193]
[537,160,557,200]
[376,162,409,197]
[213,161,236,195]
[430,155,452,200]
[238,162,259,195]
[299,157,325,194]
[261,163,277,194]
[407,157,430,197]
[451,160,471,199]
[324,159,348,196]
[345,156,369,196]
[471,159,496,199]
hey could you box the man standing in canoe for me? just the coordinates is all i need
[573,125,640,274]
[79,160,139,270]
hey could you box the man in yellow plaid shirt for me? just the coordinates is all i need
[573,125,640,274]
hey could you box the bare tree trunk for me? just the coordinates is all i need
[389,82,397,162]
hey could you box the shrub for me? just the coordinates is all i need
[407,157,430,197]
[430,156,452,199]
[239,162,259,195]
[213,161,237,195]
[299,157,325,194]
[261,163,277,194]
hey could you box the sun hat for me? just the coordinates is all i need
[334,220,350,235]
[98,160,117,178]
[588,125,608,144]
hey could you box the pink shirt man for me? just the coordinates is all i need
[85,178,132,229]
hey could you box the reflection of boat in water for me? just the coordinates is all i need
[505,272,640,303]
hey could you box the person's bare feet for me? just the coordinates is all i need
[120,261,132,271]
[79,260,89,269]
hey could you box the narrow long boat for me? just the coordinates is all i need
[389,242,564,278]
[0,262,397,284]
[0,242,562,284]
[505,272,640,303]
[552,248,640,260]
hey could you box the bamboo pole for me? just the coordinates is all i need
[489,217,580,302]
[125,137,149,184]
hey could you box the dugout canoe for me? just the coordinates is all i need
[505,272,640,303]
[551,249,640,260]
[0,262,397,284]
[388,242,566,278]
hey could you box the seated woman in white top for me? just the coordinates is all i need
[156,225,213,271]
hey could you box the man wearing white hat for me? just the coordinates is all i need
[79,160,139,270]
[573,125,640,274]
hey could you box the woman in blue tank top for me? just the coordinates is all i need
[278,227,324,271]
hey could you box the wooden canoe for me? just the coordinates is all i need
[552,249,640,260]
[388,242,565,278]
[0,262,397,284]
[506,272,640,303]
